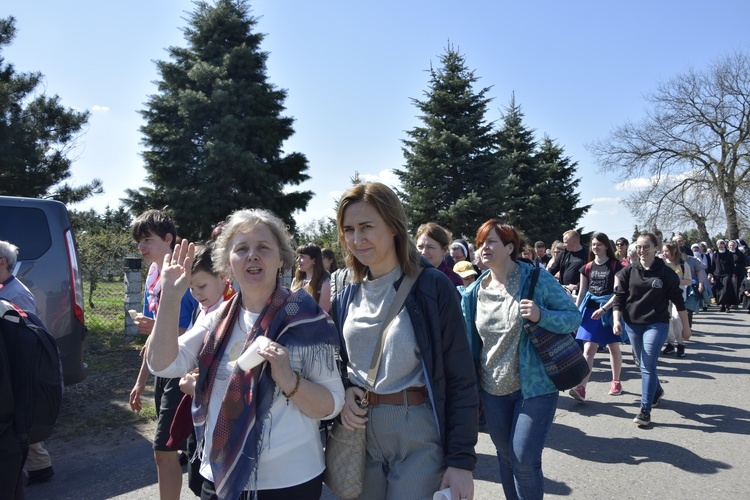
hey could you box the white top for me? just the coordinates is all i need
[149,307,345,490]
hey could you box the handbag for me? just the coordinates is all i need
[323,269,422,499]
[685,285,700,312]
[524,267,590,391]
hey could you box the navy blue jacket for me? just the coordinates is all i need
[331,259,479,472]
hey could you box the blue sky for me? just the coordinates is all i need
[4,0,749,242]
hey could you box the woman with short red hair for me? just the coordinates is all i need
[461,220,580,500]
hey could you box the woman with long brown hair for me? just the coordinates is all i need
[569,232,624,401]
[331,182,478,500]
[292,243,331,313]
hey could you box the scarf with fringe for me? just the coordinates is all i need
[193,279,339,500]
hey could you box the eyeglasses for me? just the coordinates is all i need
[635,245,652,251]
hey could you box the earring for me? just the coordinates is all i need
[278,268,282,278]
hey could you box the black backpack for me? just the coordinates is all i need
[0,300,63,446]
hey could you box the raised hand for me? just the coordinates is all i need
[160,240,195,299]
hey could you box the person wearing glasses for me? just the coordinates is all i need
[614,238,630,266]
[613,233,691,427]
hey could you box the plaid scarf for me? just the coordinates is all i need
[193,279,339,499]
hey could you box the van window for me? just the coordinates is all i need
[0,207,52,260]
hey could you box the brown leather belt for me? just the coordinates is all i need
[366,386,428,407]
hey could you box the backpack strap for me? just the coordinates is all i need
[583,261,593,279]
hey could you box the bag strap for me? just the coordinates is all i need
[365,269,422,390]
[334,268,349,300]
[526,267,541,301]
[583,261,593,279]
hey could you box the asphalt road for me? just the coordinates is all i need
[26,306,750,499]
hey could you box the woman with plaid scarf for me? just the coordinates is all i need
[147,209,344,500]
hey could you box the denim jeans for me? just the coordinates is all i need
[481,390,558,500]
[623,322,668,411]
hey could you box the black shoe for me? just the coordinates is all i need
[676,344,685,357]
[633,406,651,427]
[652,386,665,407]
[661,344,675,355]
[703,306,708,312]
[27,466,54,485]
[720,305,726,312]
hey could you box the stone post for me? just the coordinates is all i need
[124,257,142,340]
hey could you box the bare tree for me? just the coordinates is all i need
[590,52,750,239]
[621,171,724,242]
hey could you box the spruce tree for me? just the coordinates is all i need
[0,16,99,204]
[535,135,590,243]
[495,96,588,244]
[396,45,501,239]
[126,0,311,239]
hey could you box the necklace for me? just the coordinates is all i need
[238,313,252,334]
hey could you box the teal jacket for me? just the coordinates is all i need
[461,261,582,398]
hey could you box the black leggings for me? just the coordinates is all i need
[200,472,323,500]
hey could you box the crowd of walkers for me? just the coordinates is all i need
[14,181,748,500]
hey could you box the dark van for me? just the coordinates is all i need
[0,196,87,385]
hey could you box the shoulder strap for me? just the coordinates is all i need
[333,268,349,300]
[526,267,541,301]
[584,261,593,278]
[556,250,569,283]
[365,268,422,389]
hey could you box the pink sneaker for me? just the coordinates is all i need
[569,385,586,401]
[609,380,623,396]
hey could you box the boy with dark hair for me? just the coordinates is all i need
[534,240,550,269]
[128,209,197,500]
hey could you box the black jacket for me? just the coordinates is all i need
[331,259,479,471]
[614,257,686,325]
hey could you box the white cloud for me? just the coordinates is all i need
[91,105,110,113]
[590,197,622,204]
[360,169,400,188]
[615,168,703,192]
[615,178,651,191]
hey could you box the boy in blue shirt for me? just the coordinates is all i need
[128,210,197,500]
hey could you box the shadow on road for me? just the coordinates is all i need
[548,421,732,473]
